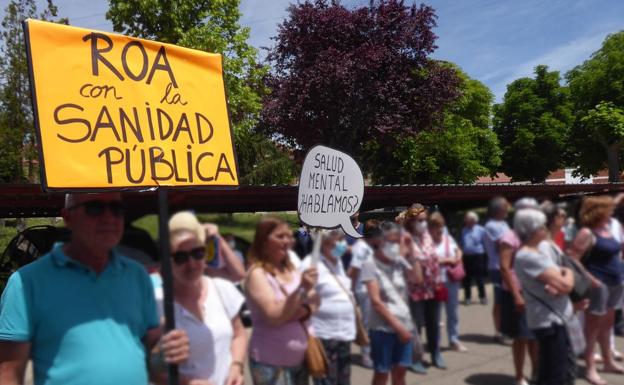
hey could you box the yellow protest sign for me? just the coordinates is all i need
[24,19,239,190]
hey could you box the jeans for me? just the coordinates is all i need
[410,299,441,357]
[462,253,486,300]
[533,323,575,385]
[445,280,460,344]
[250,359,308,385]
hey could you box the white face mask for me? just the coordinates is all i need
[382,242,400,260]
[414,220,428,234]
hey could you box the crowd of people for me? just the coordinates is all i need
[1,192,624,385]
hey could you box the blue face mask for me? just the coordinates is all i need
[331,240,348,258]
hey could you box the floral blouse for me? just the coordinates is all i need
[408,232,440,301]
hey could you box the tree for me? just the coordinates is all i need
[259,0,460,174]
[0,0,66,182]
[107,0,294,185]
[367,66,500,183]
[567,32,624,181]
[493,65,572,183]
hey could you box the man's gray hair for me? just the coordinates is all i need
[488,196,508,218]
[465,211,479,222]
[513,208,546,243]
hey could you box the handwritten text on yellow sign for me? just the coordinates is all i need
[25,19,239,189]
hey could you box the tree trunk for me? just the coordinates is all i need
[607,143,621,182]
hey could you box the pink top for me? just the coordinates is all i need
[248,271,308,367]
[500,230,521,292]
[409,232,440,301]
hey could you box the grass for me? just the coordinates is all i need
[133,212,300,243]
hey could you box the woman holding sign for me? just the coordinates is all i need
[152,211,248,385]
[300,229,356,385]
[245,217,320,385]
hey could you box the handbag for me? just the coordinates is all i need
[550,244,591,302]
[322,260,370,347]
[303,330,329,379]
[444,235,466,282]
[434,284,449,302]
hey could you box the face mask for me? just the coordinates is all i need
[331,240,348,258]
[414,220,428,234]
[382,242,400,260]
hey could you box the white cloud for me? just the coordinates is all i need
[489,30,613,101]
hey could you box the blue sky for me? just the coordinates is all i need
[30,0,624,101]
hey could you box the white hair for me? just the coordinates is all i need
[513,208,546,243]
[465,211,479,222]
[514,197,539,210]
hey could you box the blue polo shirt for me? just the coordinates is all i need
[0,243,159,385]
[461,224,485,255]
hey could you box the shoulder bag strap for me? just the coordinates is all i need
[523,285,566,324]
[321,259,357,311]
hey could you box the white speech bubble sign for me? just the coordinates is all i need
[297,145,364,239]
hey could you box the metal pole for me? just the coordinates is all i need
[158,188,179,385]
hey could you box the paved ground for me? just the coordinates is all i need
[346,297,624,385]
[24,285,624,384]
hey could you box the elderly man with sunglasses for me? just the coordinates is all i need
[0,192,189,385]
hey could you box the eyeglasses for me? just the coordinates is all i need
[68,200,125,218]
[172,247,206,265]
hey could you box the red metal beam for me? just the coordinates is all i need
[1,183,623,218]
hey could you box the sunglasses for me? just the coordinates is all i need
[68,200,125,218]
[172,247,206,265]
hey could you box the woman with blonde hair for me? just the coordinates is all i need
[152,211,248,385]
[244,217,320,385]
[570,196,624,385]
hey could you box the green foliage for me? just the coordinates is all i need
[0,0,66,182]
[368,67,500,184]
[493,65,572,182]
[567,32,624,180]
[106,0,294,184]
[131,212,300,244]
[234,129,297,185]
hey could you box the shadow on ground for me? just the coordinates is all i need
[464,373,515,384]
[460,333,502,345]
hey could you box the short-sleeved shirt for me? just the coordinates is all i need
[484,219,510,270]
[409,233,439,301]
[154,276,244,385]
[500,230,521,292]
[461,225,485,255]
[433,234,460,283]
[300,256,355,341]
[514,247,573,329]
[0,243,159,385]
[360,258,413,333]
[350,239,374,294]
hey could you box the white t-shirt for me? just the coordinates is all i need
[288,249,302,269]
[350,239,374,294]
[155,276,245,385]
[433,234,460,283]
[300,255,356,341]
